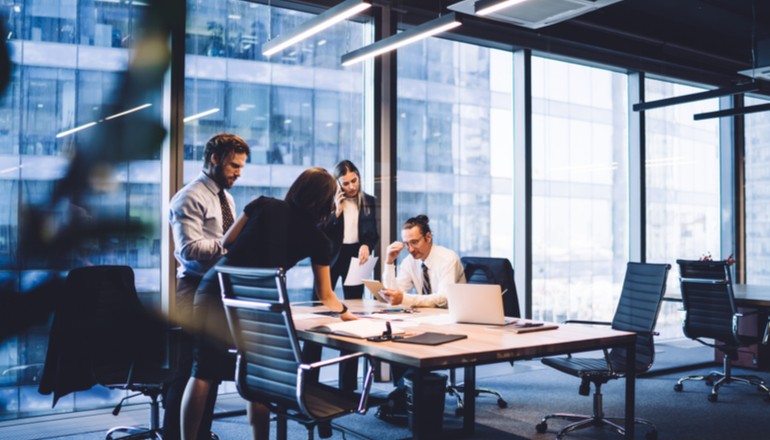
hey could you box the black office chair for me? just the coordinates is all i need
[536,262,671,440]
[39,265,178,440]
[445,257,520,415]
[673,259,770,402]
[217,265,375,440]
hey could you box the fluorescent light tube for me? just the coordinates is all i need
[184,108,220,123]
[475,0,530,16]
[262,0,371,57]
[341,13,462,67]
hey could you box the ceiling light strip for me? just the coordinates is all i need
[341,13,462,66]
[632,82,758,112]
[475,0,530,16]
[262,0,372,57]
[693,102,770,120]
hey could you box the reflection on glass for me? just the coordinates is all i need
[645,78,720,338]
[745,96,770,283]
[0,0,160,422]
[396,40,513,261]
[531,57,629,324]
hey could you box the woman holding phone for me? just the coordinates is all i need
[322,160,379,391]
[323,160,379,300]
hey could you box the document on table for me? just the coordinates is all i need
[343,256,379,286]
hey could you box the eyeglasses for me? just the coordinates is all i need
[404,235,425,248]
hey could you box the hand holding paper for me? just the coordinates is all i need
[343,256,378,286]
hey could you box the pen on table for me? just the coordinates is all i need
[501,288,509,296]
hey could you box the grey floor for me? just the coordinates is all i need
[4,339,769,440]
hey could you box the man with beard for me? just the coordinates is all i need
[166,133,250,440]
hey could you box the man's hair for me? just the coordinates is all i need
[203,133,250,169]
[403,214,431,236]
[285,167,337,224]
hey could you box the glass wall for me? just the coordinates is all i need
[184,0,368,295]
[644,79,720,337]
[530,57,629,323]
[0,0,163,420]
[396,38,514,261]
[745,95,770,283]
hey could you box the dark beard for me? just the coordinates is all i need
[211,164,229,189]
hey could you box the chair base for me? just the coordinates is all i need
[536,413,657,440]
[106,426,164,440]
[674,352,770,402]
[446,385,508,416]
[674,370,770,402]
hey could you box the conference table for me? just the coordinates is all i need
[291,300,639,439]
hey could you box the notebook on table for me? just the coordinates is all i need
[445,283,557,332]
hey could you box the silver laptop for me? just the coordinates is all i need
[446,283,516,325]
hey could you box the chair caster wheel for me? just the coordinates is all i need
[535,422,548,433]
[673,383,683,392]
[646,430,658,440]
[497,398,508,408]
[708,393,718,402]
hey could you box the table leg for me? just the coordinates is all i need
[625,340,636,440]
[463,365,476,435]
[410,371,424,440]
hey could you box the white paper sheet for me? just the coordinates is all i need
[343,256,379,286]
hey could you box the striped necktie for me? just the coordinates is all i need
[421,262,432,295]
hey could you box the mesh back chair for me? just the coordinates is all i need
[40,266,178,440]
[217,265,375,440]
[673,259,770,402]
[444,257,520,415]
[536,262,671,440]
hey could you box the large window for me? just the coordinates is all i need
[530,57,629,323]
[184,0,368,295]
[645,79,720,337]
[396,38,514,261]
[0,0,163,421]
[745,95,770,283]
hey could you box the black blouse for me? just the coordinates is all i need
[226,196,332,269]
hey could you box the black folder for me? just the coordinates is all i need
[392,332,467,346]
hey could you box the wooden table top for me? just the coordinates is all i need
[292,299,635,370]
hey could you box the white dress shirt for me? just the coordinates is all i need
[382,244,466,308]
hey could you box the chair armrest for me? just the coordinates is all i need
[298,353,375,414]
[300,351,366,371]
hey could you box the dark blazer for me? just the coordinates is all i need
[323,193,379,267]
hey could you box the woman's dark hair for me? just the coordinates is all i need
[402,215,431,236]
[332,159,368,213]
[203,133,250,169]
[285,167,337,223]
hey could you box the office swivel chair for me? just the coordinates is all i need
[39,265,178,440]
[445,257,520,416]
[217,265,375,440]
[673,259,770,402]
[536,262,671,440]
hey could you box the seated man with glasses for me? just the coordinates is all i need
[380,214,466,308]
[376,214,466,424]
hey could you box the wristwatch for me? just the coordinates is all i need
[338,303,349,315]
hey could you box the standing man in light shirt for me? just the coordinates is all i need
[166,133,250,440]
[380,214,465,308]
